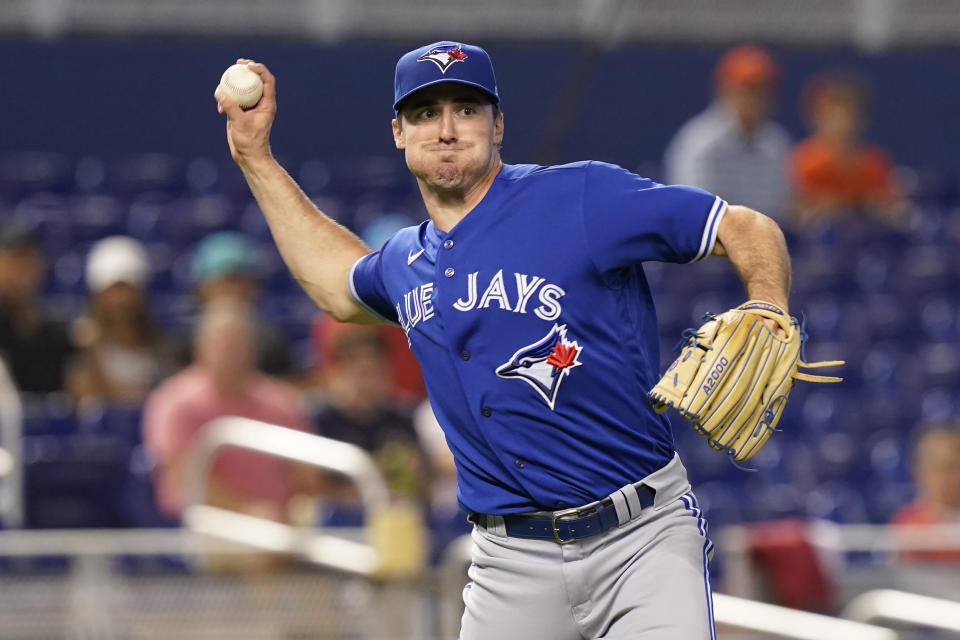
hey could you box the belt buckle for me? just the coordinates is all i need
[551,506,587,544]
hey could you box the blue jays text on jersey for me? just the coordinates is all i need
[394,269,566,335]
[350,161,726,515]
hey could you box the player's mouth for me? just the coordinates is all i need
[425,143,470,152]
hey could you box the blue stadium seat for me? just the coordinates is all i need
[747,481,807,522]
[119,445,180,529]
[690,480,748,527]
[866,430,910,484]
[297,159,333,194]
[239,201,274,241]
[180,193,238,234]
[70,193,126,240]
[49,250,87,295]
[126,191,178,242]
[792,246,854,297]
[805,481,868,523]
[865,481,914,523]
[916,343,960,388]
[918,386,959,424]
[857,341,913,394]
[0,152,74,194]
[893,246,956,298]
[100,152,185,195]
[919,296,958,342]
[852,245,897,295]
[24,435,132,528]
[797,296,844,343]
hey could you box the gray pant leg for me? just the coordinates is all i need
[460,457,715,640]
[582,492,716,640]
[460,526,584,640]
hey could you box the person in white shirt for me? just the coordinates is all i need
[665,44,791,221]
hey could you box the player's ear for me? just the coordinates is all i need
[392,117,405,150]
[493,110,504,146]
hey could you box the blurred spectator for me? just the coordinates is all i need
[143,300,311,523]
[664,44,791,220]
[311,324,427,503]
[312,312,425,405]
[174,231,296,378]
[412,400,457,512]
[412,399,472,561]
[68,236,175,408]
[0,221,75,393]
[891,426,960,561]
[789,71,907,227]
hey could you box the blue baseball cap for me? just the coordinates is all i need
[393,41,499,113]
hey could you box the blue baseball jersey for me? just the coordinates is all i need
[349,161,726,515]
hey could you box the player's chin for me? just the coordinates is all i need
[418,161,465,188]
[426,171,465,190]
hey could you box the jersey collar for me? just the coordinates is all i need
[421,163,514,260]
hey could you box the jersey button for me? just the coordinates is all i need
[514,458,525,469]
[443,239,454,249]
[481,407,492,418]
[460,351,470,361]
[444,267,455,278]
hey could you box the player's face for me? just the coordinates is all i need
[393,84,503,193]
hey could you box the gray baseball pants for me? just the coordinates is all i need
[459,454,715,640]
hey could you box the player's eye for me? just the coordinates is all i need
[415,108,438,121]
[461,105,477,116]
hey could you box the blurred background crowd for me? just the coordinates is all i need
[1,0,960,633]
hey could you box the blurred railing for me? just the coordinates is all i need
[0,517,954,637]
[3,0,960,49]
[843,590,960,636]
[0,358,23,528]
[182,416,420,576]
[0,528,428,639]
[713,593,898,640]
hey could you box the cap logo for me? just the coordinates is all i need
[417,44,468,74]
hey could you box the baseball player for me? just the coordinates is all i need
[215,41,792,639]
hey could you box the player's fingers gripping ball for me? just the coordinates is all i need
[648,300,844,462]
[219,63,264,110]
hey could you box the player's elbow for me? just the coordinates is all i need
[715,205,785,256]
[295,278,356,323]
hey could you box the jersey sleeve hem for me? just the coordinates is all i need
[347,257,400,325]
[688,196,727,263]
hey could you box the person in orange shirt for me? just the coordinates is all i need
[789,71,907,227]
[890,427,960,562]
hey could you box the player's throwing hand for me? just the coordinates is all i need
[214,59,277,166]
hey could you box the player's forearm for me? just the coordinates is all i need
[714,205,791,311]
[239,155,372,321]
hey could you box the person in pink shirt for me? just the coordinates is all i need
[142,300,311,523]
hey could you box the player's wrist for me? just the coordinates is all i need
[236,147,278,175]
[744,295,788,314]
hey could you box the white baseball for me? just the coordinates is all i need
[219,64,263,110]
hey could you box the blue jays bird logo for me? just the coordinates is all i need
[496,324,583,410]
[417,44,469,73]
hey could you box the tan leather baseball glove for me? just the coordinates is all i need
[648,300,843,462]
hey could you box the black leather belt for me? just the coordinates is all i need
[471,484,656,544]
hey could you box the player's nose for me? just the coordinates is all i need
[438,107,457,142]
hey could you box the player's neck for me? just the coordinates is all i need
[421,158,503,233]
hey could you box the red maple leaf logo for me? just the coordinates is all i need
[547,342,579,369]
[447,48,467,61]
